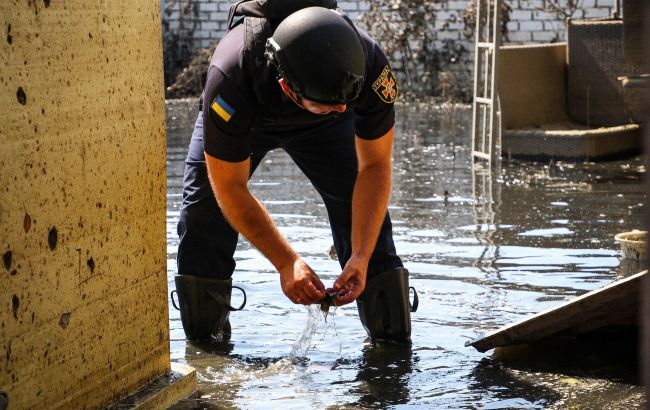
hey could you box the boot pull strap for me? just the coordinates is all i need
[208,286,248,311]
[231,286,247,311]
[170,290,181,310]
[409,286,419,312]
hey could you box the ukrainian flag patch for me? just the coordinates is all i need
[211,95,235,122]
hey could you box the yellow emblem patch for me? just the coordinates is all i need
[372,66,398,103]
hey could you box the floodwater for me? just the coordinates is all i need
[165,99,647,409]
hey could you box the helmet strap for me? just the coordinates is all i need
[278,77,305,108]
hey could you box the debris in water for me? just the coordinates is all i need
[327,244,337,260]
[320,289,341,320]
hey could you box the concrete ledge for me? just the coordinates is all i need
[503,122,642,160]
[108,363,197,409]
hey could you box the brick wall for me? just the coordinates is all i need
[161,0,373,49]
[161,0,615,84]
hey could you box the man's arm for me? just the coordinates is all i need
[204,152,326,304]
[333,126,395,305]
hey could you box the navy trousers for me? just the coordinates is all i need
[177,112,403,281]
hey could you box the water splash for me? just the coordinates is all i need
[289,305,321,360]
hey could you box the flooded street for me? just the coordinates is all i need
[166,99,646,409]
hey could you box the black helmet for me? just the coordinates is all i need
[265,7,366,105]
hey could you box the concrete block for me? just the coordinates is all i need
[168,20,180,31]
[436,10,456,21]
[219,1,233,12]
[520,0,545,10]
[507,31,533,43]
[437,31,462,41]
[0,1,170,408]
[544,20,565,32]
[211,30,225,39]
[520,21,544,31]
[447,1,467,11]
[200,38,214,48]
[498,43,568,129]
[532,10,556,20]
[209,11,228,21]
[572,9,585,19]
[200,2,218,12]
[195,30,211,39]
[510,10,533,21]
[584,7,612,18]
[506,21,520,32]
[338,1,359,11]
[447,21,465,31]
[201,21,218,31]
[532,31,559,42]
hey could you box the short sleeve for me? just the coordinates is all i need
[202,66,255,162]
[353,36,397,140]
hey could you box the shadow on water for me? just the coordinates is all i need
[468,358,561,409]
[468,327,641,409]
[492,327,640,384]
[344,344,416,408]
[166,100,647,408]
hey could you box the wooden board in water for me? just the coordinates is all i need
[466,270,647,353]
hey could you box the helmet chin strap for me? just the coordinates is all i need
[278,77,346,115]
[278,77,306,108]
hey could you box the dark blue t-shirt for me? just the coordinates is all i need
[201,22,398,162]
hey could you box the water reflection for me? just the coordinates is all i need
[470,327,640,409]
[469,358,559,409]
[166,100,646,408]
[352,345,415,407]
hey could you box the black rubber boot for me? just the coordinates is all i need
[356,267,419,345]
[171,275,246,341]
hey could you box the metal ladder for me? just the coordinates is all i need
[471,0,503,164]
[471,0,503,273]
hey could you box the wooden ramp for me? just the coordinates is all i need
[466,270,647,353]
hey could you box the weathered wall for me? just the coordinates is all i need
[1,1,169,409]
[161,0,614,53]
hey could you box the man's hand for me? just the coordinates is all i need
[328,129,394,306]
[205,153,325,306]
[280,259,327,305]
[331,255,368,305]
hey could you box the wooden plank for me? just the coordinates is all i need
[466,270,646,353]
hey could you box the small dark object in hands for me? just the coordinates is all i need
[320,289,341,313]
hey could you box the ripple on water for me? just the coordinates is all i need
[166,103,646,409]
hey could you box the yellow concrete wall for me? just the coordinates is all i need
[0,1,168,409]
[498,43,568,130]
